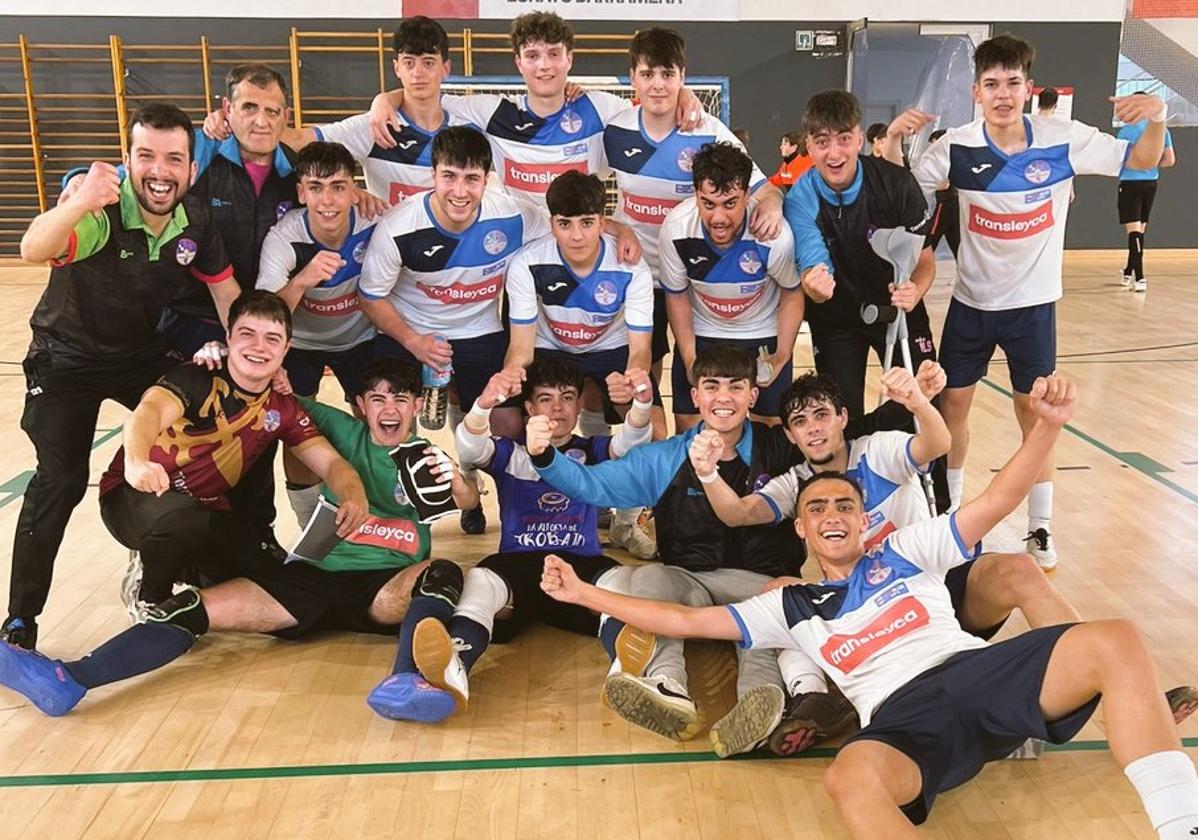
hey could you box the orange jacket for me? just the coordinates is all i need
[769,153,813,189]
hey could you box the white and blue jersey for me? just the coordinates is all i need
[442,92,631,206]
[358,189,550,339]
[728,514,985,725]
[603,108,766,279]
[506,232,654,353]
[314,108,474,205]
[756,431,931,553]
[255,207,378,352]
[912,115,1128,310]
[1117,119,1173,181]
[658,197,800,339]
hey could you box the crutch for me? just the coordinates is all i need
[864,227,938,517]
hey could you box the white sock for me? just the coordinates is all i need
[947,468,964,509]
[286,485,322,529]
[778,648,828,696]
[1124,751,1198,839]
[453,566,510,635]
[611,507,642,527]
[578,408,609,439]
[1028,481,1053,532]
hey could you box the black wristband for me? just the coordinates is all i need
[530,447,556,469]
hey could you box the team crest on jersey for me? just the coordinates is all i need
[537,491,571,513]
[1023,160,1051,185]
[676,147,697,173]
[865,557,893,586]
[738,251,763,275]
[276,201,293,220]
[352,240,368,264]
[175,238,197,266]
[593,280,618,307]
[752,473,772,492]
[565,448,587,464]
[559,109,583,134]
[483,229,508,256]
[263,409,281,433]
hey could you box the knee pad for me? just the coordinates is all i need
[454,566,510,635]
[145,587,210,638]
[412,558,464,607]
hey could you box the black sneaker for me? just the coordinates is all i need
[460,505,487,535]
[0,616,38,651]
[1168,685,1198,725]
[768,689,859,756]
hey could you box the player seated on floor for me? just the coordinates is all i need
[367,357,655,723]
[541,375,1198,840]
[0,354,480,718]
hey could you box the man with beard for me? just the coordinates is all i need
[4,104,240,650]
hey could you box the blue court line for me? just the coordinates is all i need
[2,739,1196,789]
[978,378,1198,506]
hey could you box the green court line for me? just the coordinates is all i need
[0,427,122,511]
[2,739,1196,789]
[978,378,1198,506]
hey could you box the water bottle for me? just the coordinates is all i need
[420,335,452,430]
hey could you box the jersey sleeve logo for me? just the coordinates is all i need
[819,596,930,674]
[967,201,1054,240]
[175,238,198,266]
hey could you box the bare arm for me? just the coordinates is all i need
[504,322,536,370]
[292,440,370,538]
[207,277,240,331]
[21,162,120,263]
[122,387,185,495]
[626,329,652,375]
[688,428,775,526]
[664,291,698,382]
[1160,147,1177,168]
[767,287,805,381]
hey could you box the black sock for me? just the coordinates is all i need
[391,593,455,674]
[62,623,196,689]
[1132,231,1145,280]
[447,615,490,673]
[599,616,625,663]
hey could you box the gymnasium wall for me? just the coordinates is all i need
[1,15,1191,249]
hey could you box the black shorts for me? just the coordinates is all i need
[940,299,1055,394]
[846,623,1097,826]
[671,335,793,418]
[534,346,663,424]
[284,338,376,400]
[1117,180,1157,225]
[651,288,671,363]
[248,561,411,640]
[479,551,618,643]
[944,558,1006,641]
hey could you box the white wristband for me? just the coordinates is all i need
[632,397,654,411]
[696,469,719,484]
[468,402,493,420]
[1151,104,1168,123]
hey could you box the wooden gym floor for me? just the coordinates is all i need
[0,251,1195,839]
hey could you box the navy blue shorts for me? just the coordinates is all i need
[671,335,792,418]
[534,346,664,424]
[374,330,511,409]
[940,299,1055,394]
[651,288,671,363]
[284,338,376,401]
[846,623,1098,825]
[944,557,1006,641]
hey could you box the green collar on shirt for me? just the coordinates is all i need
[118,178,190,260]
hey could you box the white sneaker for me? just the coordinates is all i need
[602,672,702,740]
[1025,528,1058,571]
[609,519,657,560]
[120,551,144,623]
[1134,277,1148,292]
[1120,272,1134,289]
[412,617,470,712]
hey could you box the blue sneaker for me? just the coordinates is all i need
[0,642,86,716]
[366,672,455,723]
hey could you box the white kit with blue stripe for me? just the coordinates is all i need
[358,189,550,339]
[255,208,379,352]
[506,232,654,353]
[658,197,800,339]
[603,108,766,279]
[912,115,1128,311]
[728,514,985,725]
[314,108,475,205]
[755,431,931,553]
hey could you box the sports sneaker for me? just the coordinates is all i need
[412,617,470,712]
[1133,277,1148,293]
[120,551,146,623]
[1007,738,1046,760]
[613,624,656,677]
[0,616,37,651]
[365,672,456,723]
[1121,271,1134,289]
[1025,528,1058,571]
[710,683,785,758]
[0,643,86,716]
[768,689,859,756]
[602,672,702,741]
[459,505,487,535]
[1167,685,1198,725]
[609,519,657,560]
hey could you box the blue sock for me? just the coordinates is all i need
[392,594,455,674]
[62,623,196,689]
[599,617,625,662]
[447,616,490,673]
